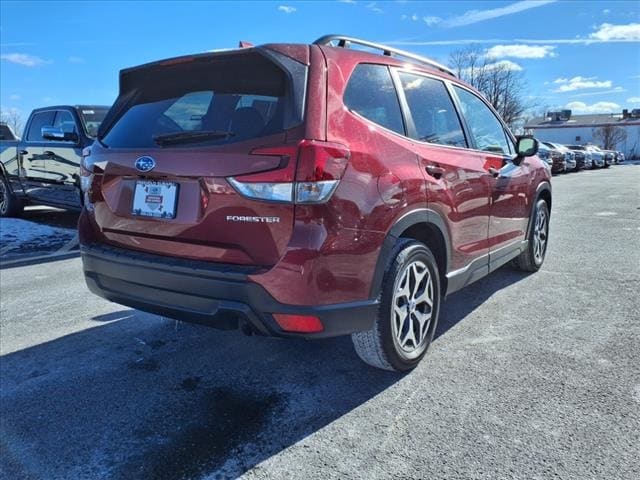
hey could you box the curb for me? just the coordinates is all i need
[0,250,80,270]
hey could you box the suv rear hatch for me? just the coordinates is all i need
[86,47,309,267]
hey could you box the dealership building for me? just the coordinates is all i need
[524,109,640,159]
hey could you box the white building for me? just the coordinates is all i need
[524,109,640,159]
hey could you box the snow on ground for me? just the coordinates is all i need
[0,218,76,258]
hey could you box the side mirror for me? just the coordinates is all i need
[516,136,538,158]
[42,126,78,143]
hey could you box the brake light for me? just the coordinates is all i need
[273,314,324,333]
[227,140,350,204]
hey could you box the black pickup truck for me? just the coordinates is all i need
[0,105,108,217]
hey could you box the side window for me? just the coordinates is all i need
[344,64,405,135]
[53,110,78,136]
[453,87,511,155]
[26,111,56,141]
[0,124,13,140]
[398,72,466,148]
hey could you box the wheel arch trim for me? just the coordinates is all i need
[368,208,451,300]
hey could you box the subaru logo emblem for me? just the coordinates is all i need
[135,156,155,172]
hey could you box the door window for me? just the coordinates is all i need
[53,110,78,136]
[398,72,466,148]
[344,64,405,135]
[453,87,512,155]
[26,111,56,141]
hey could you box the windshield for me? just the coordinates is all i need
[102,54,291,149]
[79,108,108,138]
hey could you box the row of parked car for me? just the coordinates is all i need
[536,141,625,174]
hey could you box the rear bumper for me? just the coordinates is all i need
[81,243,377,338]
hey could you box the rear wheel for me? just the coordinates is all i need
[351,240,441,372]
[514,199,549,272]
[0,175,22,217]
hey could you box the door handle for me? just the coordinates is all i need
[44,150,55,156]
[425,164,445,179]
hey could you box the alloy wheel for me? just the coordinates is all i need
[533,208,548,264]
[391,260,434,359]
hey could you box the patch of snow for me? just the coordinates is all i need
[0,218,76,257]
[0,218,74,243]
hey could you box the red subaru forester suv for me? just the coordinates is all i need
[80,35,551,371]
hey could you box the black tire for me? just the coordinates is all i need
[0,174,22,218]
[351,239,441,372]
[514,199,549,272]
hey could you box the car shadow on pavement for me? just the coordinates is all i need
[436,265,532,339]
[0,312,400,480]
[1,265,530,480]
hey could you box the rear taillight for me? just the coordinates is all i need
[228,140,350,204]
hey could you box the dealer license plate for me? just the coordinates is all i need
[132,180,178,218]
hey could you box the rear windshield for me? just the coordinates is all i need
[102,53,291,148]
[79,108,108,138]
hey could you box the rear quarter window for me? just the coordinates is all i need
[344,64,405,135]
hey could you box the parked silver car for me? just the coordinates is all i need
[544,142,576,171]
[585,145,605,168]
[566,145,593,169]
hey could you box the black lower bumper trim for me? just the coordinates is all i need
[81,243,377,339]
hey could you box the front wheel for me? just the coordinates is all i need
[0,175,23,217]
[351,240,441,372]
[514,199,549,272]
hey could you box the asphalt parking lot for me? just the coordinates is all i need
[1,165,639,480]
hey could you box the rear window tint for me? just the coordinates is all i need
[344,64,405,135]
[102,54,290,148]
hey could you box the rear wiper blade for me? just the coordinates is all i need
[153,130,235,146]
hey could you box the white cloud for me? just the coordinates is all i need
[485,44,556,59]
[442,0,556,28]
[388,31,640,47]
[9,94,21,101]
[589,23,640,41]
[338,0,356,3]
[367,2,383,14]
[553,76,612,92]
[0,53,49,67]
[603,9,610,14]
[278,5,296,14]
[485,60,523,71]
[67,56,84,63]
[565,101,620,114]
[462,60,523,76]
[423,16,442,26]
[571,87,625,98]
[628,97,640,104]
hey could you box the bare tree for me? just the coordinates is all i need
[592,125,627,150]
[449,47,528,128]
[0,108,24,137]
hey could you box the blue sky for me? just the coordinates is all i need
[1,0,639,132]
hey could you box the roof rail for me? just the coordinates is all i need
[313,34,456,77]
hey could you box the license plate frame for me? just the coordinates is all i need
[131,180,179,219]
